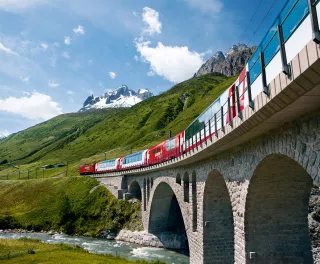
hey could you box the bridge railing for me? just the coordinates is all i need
[183,0,320,152]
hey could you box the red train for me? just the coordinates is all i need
[79,81,243,175]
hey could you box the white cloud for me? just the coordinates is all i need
[0,43,19,56]
[142,7,162,35]
[147,71,155,76]
[67,90,74,95]
[0,0,47,12]
[64,36,71,45]
[0,91,62,120]
[0,130,10,139]
[62,52,70,59]
[40,43,48,51]
[48,80,60,87]
[20,76,29,84]
[134,55,139,61]
[135,40,204,83]
[109,72,117,79]
[73,25,85,35]
[133,11,138,17]
[184,0,223,13]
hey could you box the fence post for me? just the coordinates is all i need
[221,106,225,133]
[235,85,243,120]
[214,113,218,138]
[260,51,270,96]
[308,0,320,44]
[277,25,290,76]
[228,97,233,128]
[246,71,254,109]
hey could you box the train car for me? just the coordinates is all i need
[79,163,95,175]
[183,84,236,153]
[147,131,184,165]
[119,150,148,170]
[95,158,120,174]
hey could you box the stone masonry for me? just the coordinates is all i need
[98,111,320,264]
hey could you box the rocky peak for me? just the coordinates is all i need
[79,85,154,112]
[196,43,256,77]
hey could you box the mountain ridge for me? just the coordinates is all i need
[79,85,154,112]
[197,44,256,77]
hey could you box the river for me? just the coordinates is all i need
[0,231,190,264]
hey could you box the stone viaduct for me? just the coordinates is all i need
[94,7,320,264]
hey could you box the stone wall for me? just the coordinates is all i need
[119,111,319,264]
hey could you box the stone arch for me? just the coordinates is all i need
[176,173,182,185]
[203,169,234,264]
[192,171,197,232]
[245,154,313,263]
[128,181,142,201]
[183,172,189,202]
[143,178,146,211]
[148,182,189,251]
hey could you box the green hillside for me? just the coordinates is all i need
[0,177,142,235]
[0,74,236,175]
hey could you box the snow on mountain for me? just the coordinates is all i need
[79,85,153,112]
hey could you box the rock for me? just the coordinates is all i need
[196,44,256,77]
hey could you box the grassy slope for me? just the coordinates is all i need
[0,74,237,176]
[0,238,164,264]
[0,177,143,235]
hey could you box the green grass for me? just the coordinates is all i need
[0,74,236,176]
[0,238,165,264]
[0,177,143,236]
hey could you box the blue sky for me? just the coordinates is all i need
[0,0,286,136]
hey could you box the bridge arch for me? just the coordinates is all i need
[148,181,189,251]
[128,180,142,201]
[245,154,313,263]
[203,169,234,263]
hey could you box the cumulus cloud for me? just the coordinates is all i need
[64,36,71,45]
[135,40,204,83]
[20,76,29,84]
[67,90,74,95]
[73,25,85,35]
[62,52,70,59]
[0,43,19,56]
[134,55,139,61]
[0,91,63,120]
[48,80,60,87]
[142,7,162,35]
[184,0,223,13]
[109,72,116,79]
[40,43,48,51]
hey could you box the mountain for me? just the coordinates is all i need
[197,44,256,77]
[0,74,236,176]
[80,85,154,112]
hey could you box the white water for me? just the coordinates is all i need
[0,231,189,264]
